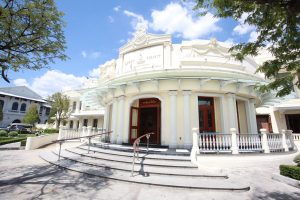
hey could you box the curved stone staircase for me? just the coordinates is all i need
[40,142,250,191]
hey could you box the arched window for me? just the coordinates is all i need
[11,102,18,111]
[20,103,26,112]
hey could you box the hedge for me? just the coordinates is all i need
[0,130,8,137]
[8,131,19,137]
[280,165,300,181]
[0,137,26,146]
[293,154,300,166]
[43,128,59,134]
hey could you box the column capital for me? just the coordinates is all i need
[168,90,178,96]
[118,95,126,101]
[226,92,236,98]
[182,90,192,96]
[249,98,256,104]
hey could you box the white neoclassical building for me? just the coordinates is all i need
[65,30,300,148]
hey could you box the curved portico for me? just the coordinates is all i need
[97,30,265,148]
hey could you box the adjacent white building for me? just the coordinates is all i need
[0,86,51,127]
[64,30,300,148]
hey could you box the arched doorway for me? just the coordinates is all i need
[129,98,161,145]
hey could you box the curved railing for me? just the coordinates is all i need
[56,131,112,160]
[131,132,154,177]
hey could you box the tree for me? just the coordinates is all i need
[48,92,70,129]
[0,0,67,83]
[22,104,39,125]
[194,0,300,97]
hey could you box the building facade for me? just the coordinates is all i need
[65,30,300,148]
[0,86,51,127]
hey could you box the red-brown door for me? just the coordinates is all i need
[198,97,215,133]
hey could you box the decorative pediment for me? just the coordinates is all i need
[119,29,172,55]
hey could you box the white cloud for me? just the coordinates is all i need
[114,5,121,12]
[150,2,221,39]
[14,70,86,97]
[248,31,259,42]
[81,50,101,59]
[108,16,114,23]
[222,38,235,46]
[89,66,101,78]
[123,10,149,31]
[233,13,256,36]
[14,79,29,87]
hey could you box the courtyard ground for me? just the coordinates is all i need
[0,143,299,200]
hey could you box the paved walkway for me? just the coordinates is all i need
[0,143,300,200]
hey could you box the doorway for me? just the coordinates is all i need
[198,97,215,133]
[129,98,161,145]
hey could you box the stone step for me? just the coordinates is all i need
[66,147,196,168]
[40,152,250,191]
[91,141,191,156]
[79,145,191,161]
[54,150,227,178]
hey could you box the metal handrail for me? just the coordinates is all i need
[131,132,154,177]
[56,131,112,161]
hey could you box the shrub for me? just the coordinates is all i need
[0,137,25,145]
[8,131,19,137]
[43,128,59,134]
[21,139,27,146]
[280,165,300,181]
[293,154,300,166]
[0,130,8,137]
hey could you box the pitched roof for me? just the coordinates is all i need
[0,86,46,102]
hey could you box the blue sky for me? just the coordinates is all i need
[0,0,257,97]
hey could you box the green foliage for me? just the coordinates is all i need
[48,92,70,129]
[20,139,27,146]
[280,165,300,181]
[0,137,25,145]
[22,104,40,125]
[293,154,300,166]
[194,0,300,97]
[0,0,67,82]
[43,128,59,134]
[8,131,18,137]
[0,130,8,137]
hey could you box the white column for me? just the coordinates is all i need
[103,104,110,132]
[111,97,118,143]
[248,99,258,134]
[183,90,192,148]
[220,96,228,133]
[75,100,80,113]
[169,91,177,148]
[226,93,238,131]
[117,96,125,144]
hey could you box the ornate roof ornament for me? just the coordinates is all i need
[132,27,148,47]
[209,38,218,48]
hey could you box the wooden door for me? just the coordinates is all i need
[129,107,139,144]
[198,97,215,133]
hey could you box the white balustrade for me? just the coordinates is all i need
[58,127,82,140]
[267,133,283,152]
[293,133,300,141]
[199,133,232,152]
[238,134,262,152]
